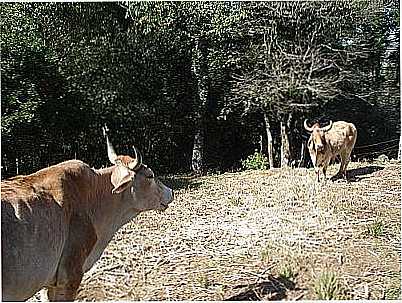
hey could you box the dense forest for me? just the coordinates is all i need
[1,1,400,178]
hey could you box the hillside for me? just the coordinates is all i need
[53,161,402,300]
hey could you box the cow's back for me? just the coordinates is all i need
[1,160,90,301]
[326,121,357,154]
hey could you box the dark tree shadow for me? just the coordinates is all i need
[159,175,203,191]
[225,276,297,301]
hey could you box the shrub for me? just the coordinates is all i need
[385,283,402,300]
[314,271,341,300]
[197,275,210,288]
[367,220,384,237]
[242,151,269,170]
[279,263,296,281]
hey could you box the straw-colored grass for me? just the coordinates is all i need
[32,160,401,300]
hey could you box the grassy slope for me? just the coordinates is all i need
[75,160,401,301]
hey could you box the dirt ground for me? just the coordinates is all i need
[33,160,402,301]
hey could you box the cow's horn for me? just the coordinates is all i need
[103,127,118,164]
[320,120,333,132]
[128,146,142,171]
[102,124,109,137]
[304,119,313,132]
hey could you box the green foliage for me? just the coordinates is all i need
[279,263,296,281]
[314,271,342,300]
[1,2,196,176]
[384,281,402,300]
[0,1,400,178]
[242,151,269,170]
[197,274,211,288]
[260,242,276,264]
[366,220,384,237]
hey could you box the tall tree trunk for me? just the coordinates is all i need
[299,140,306,168]
[280,113,292,167]
[263,111,274,169]
[192,128,204,174]
[280,121,290,167]
[15,157,19,175]
[259,135,263,154]
[191,36,209,175]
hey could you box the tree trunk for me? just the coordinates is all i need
[263,111,274,169]
[16,157,19,175]
[299,140,306,168]
[192,128,204,174]
[280,114,292,168]
[259,135,263,154]
[191,35,209,175]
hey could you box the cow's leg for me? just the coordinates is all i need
[47,214,97,301]
[321,157,331,182]
[338,151,351,180]
[46,254,84,301]
[47,278,82,301]
[315,167,320,182]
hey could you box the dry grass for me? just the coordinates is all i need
[34,160,401,301]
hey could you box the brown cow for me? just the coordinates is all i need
[304,120,357,182]
[1,128,174,301]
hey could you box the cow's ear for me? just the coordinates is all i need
[111,165,135,194]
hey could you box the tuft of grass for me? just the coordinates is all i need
[228,196,242,206]
[385,286,402,300]
[260,249,270,263]
[314,271,342,300]
[216,284,227,300]
[367,220,384,237]
[260,243,274,263]
[279,263,297,281]
[197,274,211,288]
[384,276,402,300]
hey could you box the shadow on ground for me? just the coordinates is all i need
[347,165,385,181]
[225,275,297,301]
[329,165,385,182]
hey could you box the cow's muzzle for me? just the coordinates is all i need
[316,143,324,151]
[160,186,174,210]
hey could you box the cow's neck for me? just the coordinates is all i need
[83,166,140,272]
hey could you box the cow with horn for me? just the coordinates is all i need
[304,120,357,182]
[1,126,174,301]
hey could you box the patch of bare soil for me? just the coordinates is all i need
[35,161,402,301]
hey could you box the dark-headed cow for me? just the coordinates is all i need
[1,127,174,301]
[304,120,357,182]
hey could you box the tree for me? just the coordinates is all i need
[1,1,399,178]
[122,1,247,174]
[1,3,68,174]
[226,1,400,167]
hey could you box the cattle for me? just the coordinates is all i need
[304,120,357,182]
[1,127,174,301]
